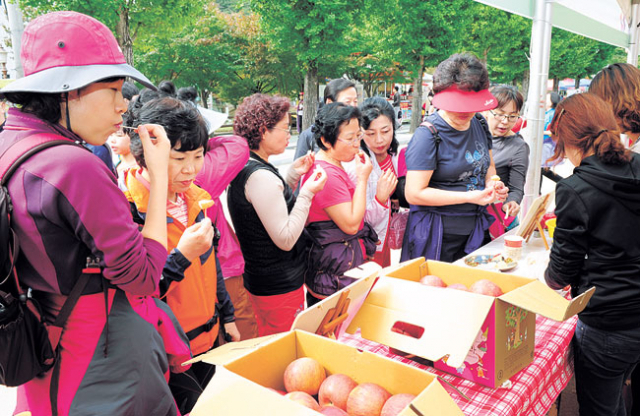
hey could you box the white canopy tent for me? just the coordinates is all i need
[474,0,639,215]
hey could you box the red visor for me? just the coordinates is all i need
[432,85,498,113]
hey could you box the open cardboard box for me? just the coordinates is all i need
[189,262,463,415]
[346,258,595,388]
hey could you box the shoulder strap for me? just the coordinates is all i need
[474,113,493,143]
[0,134,78,185]
[419,115,442,155]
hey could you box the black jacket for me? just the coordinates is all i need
[545,154,640,330]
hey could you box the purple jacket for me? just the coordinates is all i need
[304,220,378,298]
[0,108,166,296]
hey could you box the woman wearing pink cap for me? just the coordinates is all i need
[0,11,190,416]
[401,53,508,262]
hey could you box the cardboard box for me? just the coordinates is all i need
[188,263,463,415]
[346,258,595,388]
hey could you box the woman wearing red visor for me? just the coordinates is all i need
[401,53,508,262]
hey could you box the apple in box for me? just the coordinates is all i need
[285,391,320,411]
[284,357,326,395]
[419,275,446,287]
[381,393,417,416]
[320,406,349,415]
[319,373,358,410]
[447,283,468,291]
[469,279,503,297]
[347,383,392,416]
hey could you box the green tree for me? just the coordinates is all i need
[251,0,361,130]
[21,0,203,64]
[505,306,528,350]
[389,0,462,132]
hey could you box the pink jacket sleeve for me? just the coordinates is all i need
[195,135,250,199]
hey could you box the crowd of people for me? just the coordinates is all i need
[2,10,640,416]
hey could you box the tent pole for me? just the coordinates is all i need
[522,0,554,218]
[627,0,640,65]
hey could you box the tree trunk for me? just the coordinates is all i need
[521,69,530,101]
[409,55,425,134]
[303,64,319,131]
[574,77,581,90]
[552,77,559,92]
[115,8,134,65]
[200,90,209,109]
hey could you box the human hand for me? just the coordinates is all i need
[138,124,171,180]
[176,217,214,261]
[292,151,315,177]
[302,165,327,194]
[376,169,398,203]
[468,187,495,206]
[355,151,372,183]
[224,322,241,342]
[502,201,520,217]
[493,181,509,202]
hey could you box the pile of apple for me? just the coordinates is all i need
[279,357,415,416]
[420,275,503,297]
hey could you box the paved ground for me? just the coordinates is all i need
[0,124,580,416]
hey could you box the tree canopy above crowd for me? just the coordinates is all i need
[20,0,625,128]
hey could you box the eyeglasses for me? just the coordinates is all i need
[489,110,520,123]
[337,132,364,146]
[271,126,292,135]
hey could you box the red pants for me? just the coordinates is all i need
[248,287,305,336]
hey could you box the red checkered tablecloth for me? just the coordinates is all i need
[339,314,576,416]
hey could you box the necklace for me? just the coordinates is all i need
[318,150,342,168]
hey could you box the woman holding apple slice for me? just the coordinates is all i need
[228,94,327,336]
[401,53,508,263]
[301,102,378,307]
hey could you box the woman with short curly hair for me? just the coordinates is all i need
[227,93,327,335]
[590,63,640,153]
[401,53,508,263]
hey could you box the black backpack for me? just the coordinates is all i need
[0,133,91,390]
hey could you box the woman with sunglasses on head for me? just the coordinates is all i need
[401,53,508,263]
[344,97,399,267]
[484,85,530,238]
[0,11,190,415]
[228,94,327,336]
[544,93,640,416]
[301,102,377,306]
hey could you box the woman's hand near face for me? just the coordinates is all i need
[355,151,373,183]
[302,165,327,194]
[376,169,398,203]
[292,152,315,176]
[138,124,171,180]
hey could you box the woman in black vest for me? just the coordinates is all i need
[228,94,326,336]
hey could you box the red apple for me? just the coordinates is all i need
[319,406,349,415]
[419,275,446,287]
[319,373,358,410]
[283,357,326,395]
[285,391,321,411]
[470,279,504,297]
[381,393,416,416]
[347,383,392,416]
[447,283,469,291]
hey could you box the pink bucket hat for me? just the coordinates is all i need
[431,84,498,113]
[2,11,155,94]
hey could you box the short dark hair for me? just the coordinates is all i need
[359,96,398,155]
[157,80,177,98]
[312,102,361,150]
[394,86,399,92]
[324,78,356,104]
[122,81,140,101]
[127,97,209,169]
[177,86,198,103]
[490,85,524,112]
[433,53,489,94]
[233,93,290,150]
[549,92,562,109]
